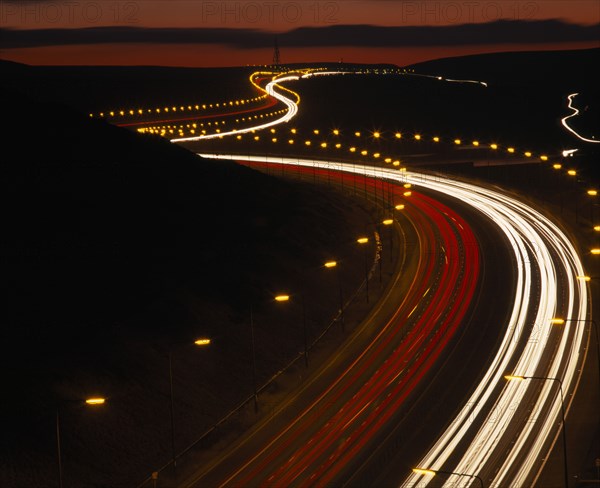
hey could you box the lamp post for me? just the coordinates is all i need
[505,374,569,488]
[168,338,210,469]
[357,237,370,303]
[552,316,599,392]
[412,467,484,487]
[324,260,345,332]
[56,397,106,488]
[276,293,308,367]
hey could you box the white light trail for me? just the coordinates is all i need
[170,75,300,142]
[170,71,356,143]
[197,153,589,487]
[561,92,599,144]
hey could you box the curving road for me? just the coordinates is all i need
[179,160,481,487]
[198,154,590,487]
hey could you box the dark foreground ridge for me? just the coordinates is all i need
[0,85,373,486]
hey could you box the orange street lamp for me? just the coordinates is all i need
[412,468,484,487]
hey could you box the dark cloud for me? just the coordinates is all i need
[1,19,598,50]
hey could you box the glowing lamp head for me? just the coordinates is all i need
[194,338,211,346]
[275,295,290,302]
[550,318,566,325]
[85,398,106,405]
[412,468,436,476]
[324,261,337,268]
[504,375,525,382]
[382,219,394,225]
[357,237,369,244]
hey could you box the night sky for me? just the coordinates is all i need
[1,0,599,66]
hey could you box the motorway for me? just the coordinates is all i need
[195,155,590,487]
[178,161,483,487]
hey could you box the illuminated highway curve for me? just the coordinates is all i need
[199,154,589,487]
[181,159,480,487]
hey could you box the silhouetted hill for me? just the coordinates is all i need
[406,48,599,91]
[0,59,259,113]
[1,86,374,486]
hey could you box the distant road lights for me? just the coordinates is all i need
[553,163,562,170]
[403,191,412,197]
[414,134,422,141]
[395,132,402,139]
[472,140,480,146]
[272,138,278,143]
[361,150,368,156]
[454,139,462,145]
[373,153,381,158]
[395,204,405,210]
[577,276,592,282]
[305,140,311,146]
[357,237,369,244]
[490,143,498,150]
[335,143,341,149]
[320,142,327,148]
[591,248,600,255]
[382,219,394,226]
[524,151,532,157]
[507,147,515,153]
[594,225,600,232]
[550,318,566,325]
[194,338,211,346]
[568,170,577,176]
[393,161,401,167]
[373,131,381,139]
[404,183,412,189]
[291,128,297,134]
[433,136,440,142]
[332,129,340,136]
[588,190,598,196]
[385,158,392,163]
[324,261,337,268]
[313,129,320,135]
[355,131,361,137]
[540,155,548,161]
[350,147,357,153]
[275,294,290,302]
[288,139,294,144]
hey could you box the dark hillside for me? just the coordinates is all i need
[0,88,372,486]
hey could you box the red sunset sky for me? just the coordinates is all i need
[1,0,599,67]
